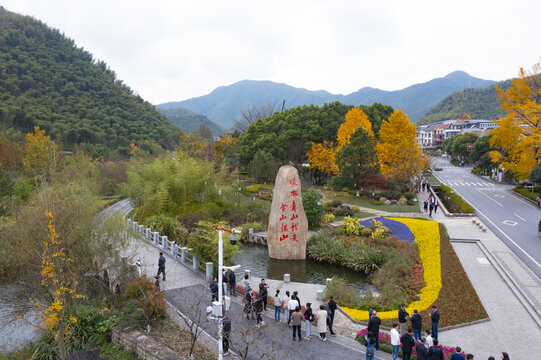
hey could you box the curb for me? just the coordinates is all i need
[451,238,541,330]
[428,173,476,217]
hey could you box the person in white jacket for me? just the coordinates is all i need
[317,304,328,341]
[390,323,401,360]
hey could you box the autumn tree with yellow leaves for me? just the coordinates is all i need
[308,108,374,175]
[375,110,426,185]
[28,211,85,359]
[489,61,541,179]
[23,125,57,177]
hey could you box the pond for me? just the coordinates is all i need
[231,242,378,296]
[0,285,39,352]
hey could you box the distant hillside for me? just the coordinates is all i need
[159,71,495,128]
[0,7,181,150]
[417,79,513,124]
[157,107,224,136]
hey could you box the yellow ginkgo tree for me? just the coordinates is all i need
[375,110,427,185]
[489,60,541,179]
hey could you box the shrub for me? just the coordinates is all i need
[471,168,480,175]
[322,213,335,224]
[379,197,387,202]
[125,278,166,321]
[323,201,334,212]
[438,185,475,213]
[512,187,540,202]
[404,192,415,201]
[344,216,363,235]
[323,278,361,308]
[360,227,373,237]
[333,207,353,216]
[178,212,204,231]
[331,199,343,207]
[302,189,324,228]
[146,214,189,244]
[398,197,407,203]
[350,205,361,213]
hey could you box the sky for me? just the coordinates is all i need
[2,0,540,104]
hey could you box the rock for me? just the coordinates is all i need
[384,200,392,205]
[391,199,398,204]
[267,166,308,260]
[340,205,351,210]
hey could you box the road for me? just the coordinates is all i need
[431,157,541,279]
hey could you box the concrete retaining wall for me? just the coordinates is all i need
[111,327,180,360]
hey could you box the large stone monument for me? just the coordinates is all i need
[267,165,308,260]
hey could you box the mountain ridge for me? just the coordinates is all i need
[158,71,495,128]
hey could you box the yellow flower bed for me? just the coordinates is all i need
[342,217,441,321]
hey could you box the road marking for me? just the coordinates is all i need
[494,194,505,198]
[477,257,490,265]
[431,170,541,273]
[475,189,504,207]
[502,220,518,226]
[514,213,527,222]
[508,191,539,209]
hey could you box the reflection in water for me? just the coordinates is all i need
[231,242,378,295]
[0,285,39,351]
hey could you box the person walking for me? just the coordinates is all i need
[273,290,281,321]
[367,312,381,350]
[293,290,301,306]
[317,304,328,341]
[398,304,409,335]
[365,331,376,360]
[323,298,336,335]
[433,198,439,214]
[291,306,303,341]
[283,291,291,323]
[410,309,423,341]
[304,302,314,340]
[368,306,376,319]
[428,339,444,360]
[501,352,510,360]
[259,279,269,311]
[465,355,474,360]
[430,305,440,339]
[390,323,400,360]
[429,200,434,217]
[424,329,433,348]
[328,295,337,334]
[210,277,219,302]
[449,346,465,360]
[400,328,415,360]
[171,241,179,263]
[423,200,429,213]
[415,337,429,360]
[222,315,231,356]
[229,270,236,296]
[422,181,426,192]
[157,252,166,281]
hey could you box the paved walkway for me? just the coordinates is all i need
[418,189,541,359]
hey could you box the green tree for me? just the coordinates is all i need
[335,128,379,191]
[302,188,324,228]
[529,162,541,183]
[450,133,478,159]
[248,149,280,182]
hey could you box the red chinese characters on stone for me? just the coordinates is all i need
[279,214,286,221]
[280,202,288,212]
[290,213,298,221]
[291,233,297,242]
[290,189,298,197]
[289,178,297,188]
[281,223,288,233]
[291,200,297,212]
[291,223,298,232]
[279,234,289,242]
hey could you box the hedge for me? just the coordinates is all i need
[437,185,475,214]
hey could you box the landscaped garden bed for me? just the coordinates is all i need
[340,219,487,329]
[321,189,421,213]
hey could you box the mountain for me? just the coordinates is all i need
[0,7,180,150]
[417,79,513,125]
[157,107,224,136]
[159,71,495,128]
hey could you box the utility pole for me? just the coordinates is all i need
[213,223,241,360]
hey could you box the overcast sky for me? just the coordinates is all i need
[3,0,540,104]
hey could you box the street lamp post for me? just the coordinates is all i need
[213,223,241,360]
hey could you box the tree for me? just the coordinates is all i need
[336,108,373,148]
[451,133,478,159]
[375,110,426,185]
[302,188,324,228]
[335,128,379,191]
[22,126,57,177]
[248,149,280,182]
[213,134,238,165]
[530,162,541,183]
[234,102,276,134]
[0,132,22,169]
[489,60,541,179]
[197,124,213,140]
[307,140,339,175]
[177,133,208,160]
[28,211,86,360]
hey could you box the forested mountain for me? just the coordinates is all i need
[159,71,495,128]
[0,7,181,150]
[417,79,512,124]
[157,107,224,136]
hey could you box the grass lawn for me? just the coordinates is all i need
[333,211,377,222]
[322,190,421,213]
[378,222,488,328]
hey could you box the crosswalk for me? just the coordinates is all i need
[441,181,496,187]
